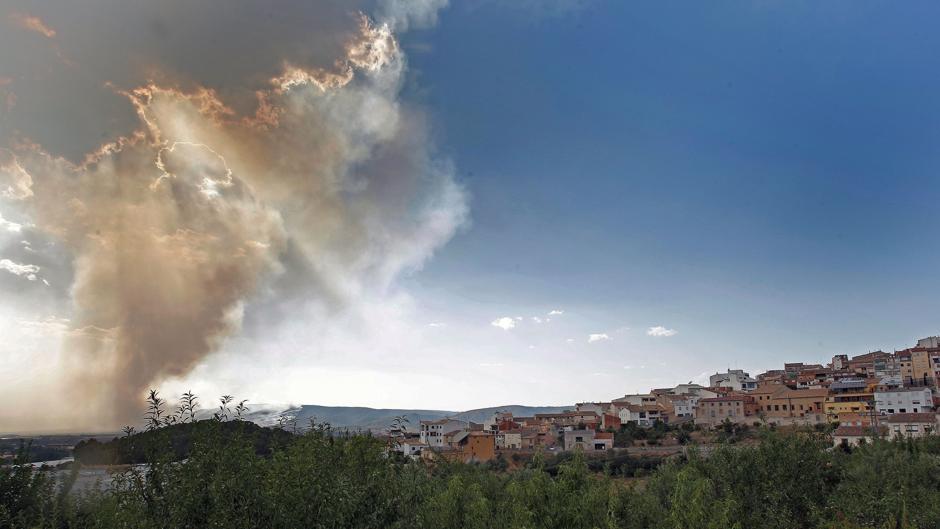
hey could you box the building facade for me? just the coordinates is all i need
[874,388,934,415]
[694,396,755,427]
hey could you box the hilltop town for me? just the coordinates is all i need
[395,336,940,462]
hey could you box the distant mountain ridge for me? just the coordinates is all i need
[245,404,573,432]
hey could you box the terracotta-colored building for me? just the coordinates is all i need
[751,386,828,424]
[694,395,755,427]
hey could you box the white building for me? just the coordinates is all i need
[874,387,934,415]
[563,430,613,451]
[832,425,885,448]
[671,396,701,418]
[419,419,468,447]
[612,394,658,406]
[671,384,718,398]
[495,431,522,450]
[917,336,940,348]
[617,404,665,426]
[885,413,938,439]
[709,369,758,391]
[395,440,427,458]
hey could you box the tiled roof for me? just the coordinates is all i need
[782,388,830,398]
[535,411,599,418]
[700,396,751,402]
[833,426,885,437]
[884,413,938,424]
[750,385,786,396]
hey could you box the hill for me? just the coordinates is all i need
[280,404,572,432]
[73,420,293,465]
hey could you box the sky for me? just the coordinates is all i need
[1,0,939,431]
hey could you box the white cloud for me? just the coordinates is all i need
[548,309,564,316]
[0,212,24,233]
[427,322,445,328]
[0,259,39,279]
[566,338,575,343]
[16,316,71,336]
[647,326,678,337]
[531,316,544,324]
[587,333,610,343]
[491,317,516,330]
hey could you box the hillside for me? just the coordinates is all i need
[280,404,572,432]
[73,420,293,465]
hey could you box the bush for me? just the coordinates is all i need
[7,421,940,528]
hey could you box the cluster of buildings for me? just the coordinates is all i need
[392,336,940,461]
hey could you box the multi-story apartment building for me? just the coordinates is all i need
[874,387,934,415]
[563,430,613,451]
[660,394,700,419]
[750,386,828,424]
[844,351,897,378]
[694,395,755,427]
[830,354,849,370]
[885,413,938,440]
[825,393,874,421]
[534,411,600,429]
[617,404,668,426]
[918,337,940,348]
[495,430,522,450]
[419,419,468,447]
[896,337,940,387]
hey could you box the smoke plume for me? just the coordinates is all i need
[0,0,465,431]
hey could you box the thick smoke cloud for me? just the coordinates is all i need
[0,0,465,431]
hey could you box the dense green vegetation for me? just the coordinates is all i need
[0,441,70,465]
[3,422,940,528]
[72,420,293,465]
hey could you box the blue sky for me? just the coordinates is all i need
[395,1,940,374]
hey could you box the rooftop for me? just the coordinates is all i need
[700,396,751,402]
[884,413,938,424]
[833,425,886,437]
